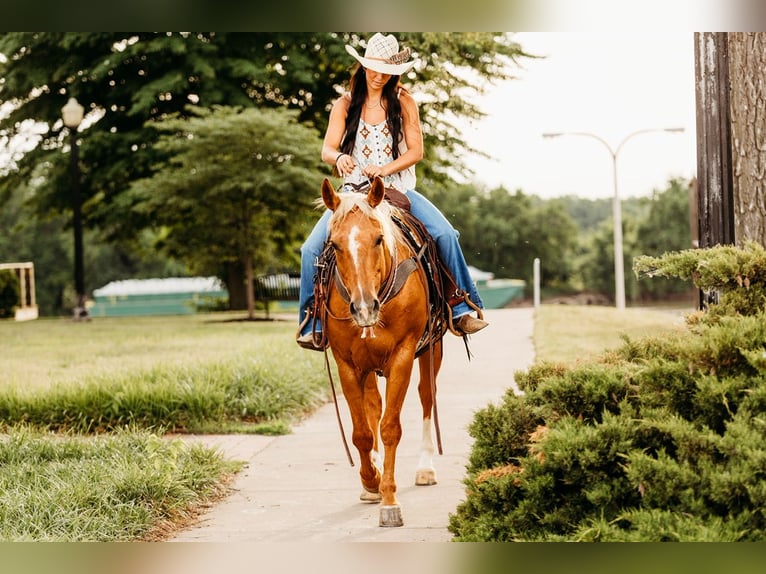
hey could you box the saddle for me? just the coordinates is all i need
[308,183,480,356]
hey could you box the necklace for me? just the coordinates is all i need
[365,99,381,109]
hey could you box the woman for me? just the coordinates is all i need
[298,33,487,350]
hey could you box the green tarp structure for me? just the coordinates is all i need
[89,277,226,317]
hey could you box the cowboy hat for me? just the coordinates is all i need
[345,33,417,75]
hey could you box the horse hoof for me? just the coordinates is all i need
[379,505,404,527]
[415,469,437,486]
[360,489,382,503]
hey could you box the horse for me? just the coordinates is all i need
[318,176,443,527]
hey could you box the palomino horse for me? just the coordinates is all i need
[320,176,443,527]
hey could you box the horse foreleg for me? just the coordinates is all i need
[378,358,416,527]
[360,372,383,503]
[415,340,443,486]
[336,363,381,502]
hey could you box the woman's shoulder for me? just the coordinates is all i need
[333,92,352,109]
[397,86,419,116]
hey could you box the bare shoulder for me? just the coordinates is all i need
[398,86,416,105]
[398,88,420,120]
[333,92,352,112]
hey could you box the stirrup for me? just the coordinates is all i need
[295,310,326,351]
[296,332,326,351]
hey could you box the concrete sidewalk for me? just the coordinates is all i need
[170,307,535,542]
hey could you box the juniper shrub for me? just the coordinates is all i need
[449,243,766,541]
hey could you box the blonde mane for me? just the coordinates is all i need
[322,192,404,255]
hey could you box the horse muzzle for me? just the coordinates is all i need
[349,298,380,328]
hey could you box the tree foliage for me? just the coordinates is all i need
[128,105,322,316]
[0,32,527,239]
[633,178,694,299]
[572,180,693,302]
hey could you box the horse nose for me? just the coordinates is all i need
[350,297,380,327]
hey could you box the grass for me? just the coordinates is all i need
[0,428,241,541]
[1,312,304,390]
[533,304,691,365]
[0,312,324,540]
[0,313,329,434]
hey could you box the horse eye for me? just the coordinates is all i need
[375,235,384,246]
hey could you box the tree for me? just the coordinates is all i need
[436,185,579,291]
[728,33,766,244]
[695,32,766,248]
[0,269,19,318]
[128,105,322,317]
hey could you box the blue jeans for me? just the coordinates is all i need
[299,189,484,335]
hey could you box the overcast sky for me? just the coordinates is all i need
[463,32,698,200]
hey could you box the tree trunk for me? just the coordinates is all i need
[728,33,766,246]
[244,251,255,320]
[694,32,735,249]
[226,263,247,311]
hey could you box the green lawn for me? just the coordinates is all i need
[1,313,305,390]
[534,304,692,365]
[0,429,241,541]
[0,313,328,435]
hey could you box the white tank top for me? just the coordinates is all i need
[344,118,416,193]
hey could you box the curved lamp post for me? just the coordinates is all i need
[543,127,685,310]
[61,97,89,320]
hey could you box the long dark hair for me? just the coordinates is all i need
[340,64,404,160]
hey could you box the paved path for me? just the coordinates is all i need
[170,307,535,542]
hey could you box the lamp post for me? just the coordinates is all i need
[61,97,88,320]
[542,127,685,310]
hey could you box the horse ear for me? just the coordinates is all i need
[321,178,341,211]
[368,176,385,208]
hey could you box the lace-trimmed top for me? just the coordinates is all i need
[343,119,416,193]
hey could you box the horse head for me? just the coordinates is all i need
[321,177,397,329]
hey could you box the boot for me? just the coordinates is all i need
[454,314,489,335]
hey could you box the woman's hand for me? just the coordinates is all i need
[336,153,355,176]
[361,164,388,179]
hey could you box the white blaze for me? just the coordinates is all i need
[348,225,369,314]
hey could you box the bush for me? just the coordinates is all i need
[0,269,20,319]
[450,243,766,541]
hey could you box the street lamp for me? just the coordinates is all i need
[542,128,685,310]
[61,96,89,320]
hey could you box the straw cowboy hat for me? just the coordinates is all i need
[345,33,417,75]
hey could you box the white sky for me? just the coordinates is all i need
[463,32,698,200]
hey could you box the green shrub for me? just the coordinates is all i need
[450,243,766,541]
[634,240,766,320]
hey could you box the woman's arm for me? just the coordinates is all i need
[321,95,354,175]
